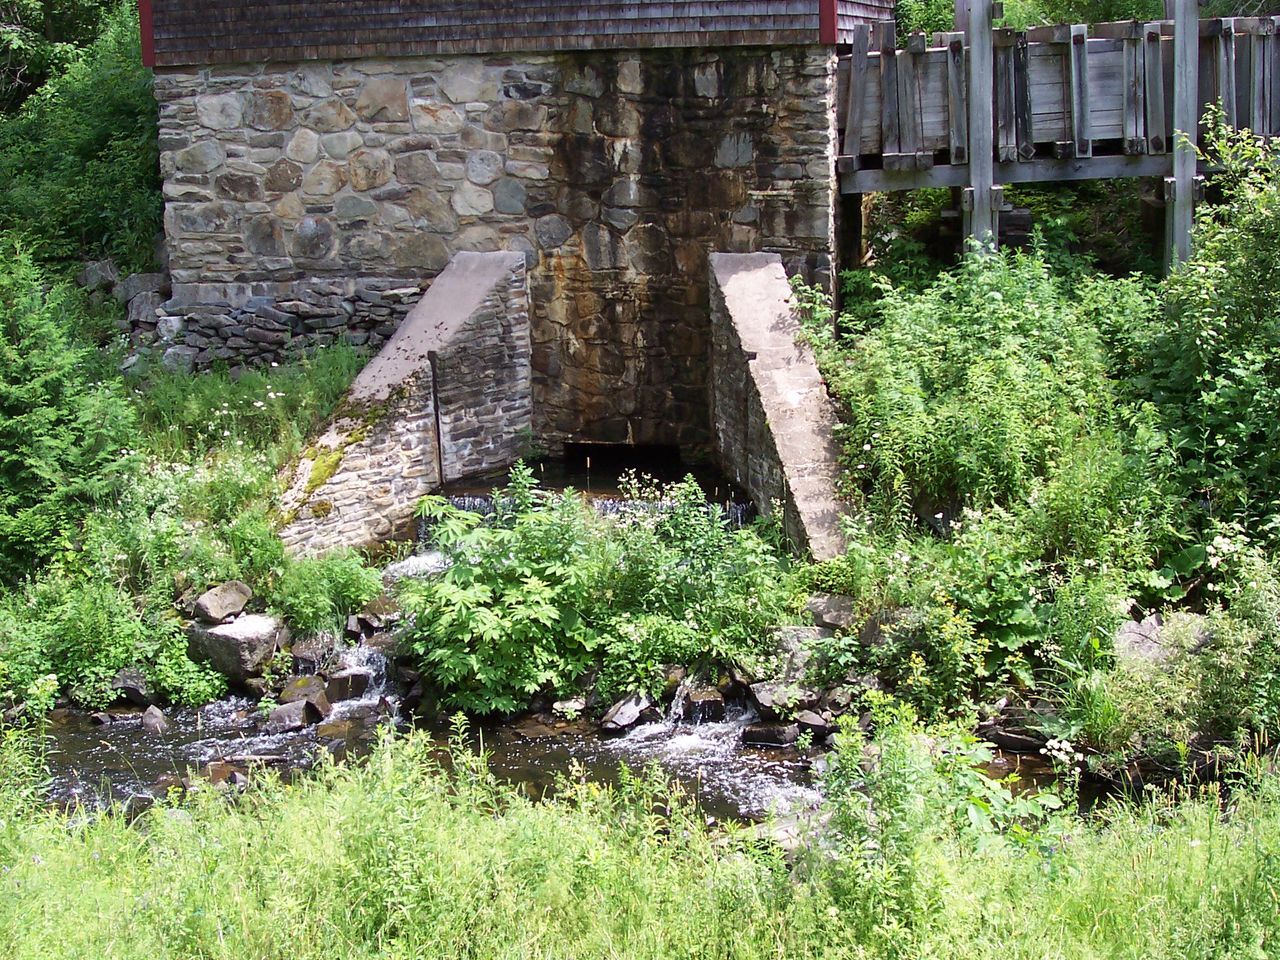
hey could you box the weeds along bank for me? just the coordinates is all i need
[3,715,1280,959]
[792,121,1280,782]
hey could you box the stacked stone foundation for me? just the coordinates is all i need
[150,45,837,449]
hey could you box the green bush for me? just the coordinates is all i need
[271,550,382,637]
[0,3,159,269]
[400,464,793,713]
[0,248,135,582]
[1156,124,1280,545]
[0,1,114,112]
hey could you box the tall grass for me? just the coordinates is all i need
[1,729,1279,959]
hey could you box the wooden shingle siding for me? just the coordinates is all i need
[837,0,895,43]
[148,1,890,66]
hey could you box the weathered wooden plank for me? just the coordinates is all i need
[879,21,901,158]
[995,29,1018,161]
[1015,32,1035,159]
[1145,23,1168,151]
[897,48,924,165]
[1070,24,1093,157]
[842,25,871,162]
[947,34,969,162]
[1215,18,1238,127]
[1123,21,1146,152]
[1263,32,1277,138]
[1271,18,1280,137]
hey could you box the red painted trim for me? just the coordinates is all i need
[138,0,155,67]
[818,0,838,44]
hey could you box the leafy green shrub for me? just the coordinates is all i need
[271,550,382,636]
[0,574,223,708]
[1156,124,1280,545]
[400,465,793,714]
[0,248,135,582]
[402,484,603,714]
[595,614,700,703]
[0,0,113,111]
[0,3,159,269]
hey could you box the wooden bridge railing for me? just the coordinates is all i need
[837,14,1279,190]
[836,0,1263,261]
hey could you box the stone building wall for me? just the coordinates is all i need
[151,45,837,451]
[278,252,529,554]
[708,252,846,560]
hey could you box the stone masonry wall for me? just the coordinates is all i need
[278,252,529,554]
[709,252,846,560]
[151,46,837,451]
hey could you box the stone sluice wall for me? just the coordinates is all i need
[708,252,847,561]
[278,252,529,555]
[150,45,837,449]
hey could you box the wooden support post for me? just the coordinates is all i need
[1144,21,1167,153]
[1123,21,1147,153]
[841,24,870,164]
[1169,0,1198,269]
[1069,24,1092,157]
[966,0,997,247]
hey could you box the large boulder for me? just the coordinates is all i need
[194,580,253,623]
[141,705,170,734]
[111,667,153,707]
[187,615,287,684]
[681,687,725,724]
[749,680,819,720]
[279,675,333,718]
[326,668,372,702]
[806,594,857,632]
[113,272,170,304]
[264,699,323,733]
[600,691,654,732]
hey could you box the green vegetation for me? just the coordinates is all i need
[0,3,160,270]
[402,463,795,713]
[795,123,1280,776]
[3,714,1280,959]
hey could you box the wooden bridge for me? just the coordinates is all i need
[835,0,1264,263]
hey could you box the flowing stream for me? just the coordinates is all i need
[39,642,820,821]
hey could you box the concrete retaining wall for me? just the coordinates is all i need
[278,251,529,554]
[708,252,846,560]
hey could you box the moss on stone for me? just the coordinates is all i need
[304,445,345,496]
[310,500,333,518]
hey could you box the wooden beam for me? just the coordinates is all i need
[995,29,1018,162]
[1170,0,1198,268]
[897,48,924,166]
[841,152,1180,192]
[1015,32,1035,160]
[966,0,996,246]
